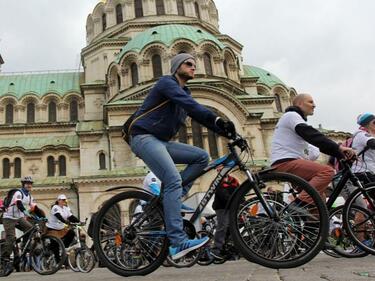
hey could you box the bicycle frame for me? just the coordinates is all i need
[132,137,277,229]
[327,159,375,211]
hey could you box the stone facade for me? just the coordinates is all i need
[0,0,321,221]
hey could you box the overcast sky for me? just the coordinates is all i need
[1,0,374,133]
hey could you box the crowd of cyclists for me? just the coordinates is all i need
[0,176,94,276]
[1,52,375,276]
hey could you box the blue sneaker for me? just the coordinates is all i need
[181,203,195,213]
[169,237,209,260]
[352,239,373,254]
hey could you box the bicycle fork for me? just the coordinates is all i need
[244,170,277,219]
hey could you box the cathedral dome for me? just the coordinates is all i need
[86,0,219,44]
[116,24,225,63]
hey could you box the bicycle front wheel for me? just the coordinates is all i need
[343,184,375,255]
[76,248,96,273]
[93,189,168,277]
[31,235,66,275]
[325,205,368,258]
[229,171,328,269]
[67,249,80,272]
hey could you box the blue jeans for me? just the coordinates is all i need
[131,134,209,246]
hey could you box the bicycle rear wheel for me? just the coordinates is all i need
[93,189,168,277]
[343,185,375,255]
[229,171,328,269]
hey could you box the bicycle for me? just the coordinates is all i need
[93,134,328,276]
[323,152,374,258]
[0,215,66,276]
[65,220,96,273]
[342,171,375,255]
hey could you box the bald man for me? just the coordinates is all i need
[270,94,355,203]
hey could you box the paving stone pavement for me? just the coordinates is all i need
[3,254,375,281]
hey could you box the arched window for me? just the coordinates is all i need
[115,4,123,24]
[2,158,10,179]
[208,130,219,159]
[203,53,213,76]
[102,13,107,31]
[155,0,165,15]
[27,102,35,123]
[117,74,121,91]
[275,94,283,112]
[152,54,163,78]
[178,124,188,144]
[191,119,203,148]
[5,104,13,124]
[58,155,66,176]
[70,100,78,122]
[177,0,185,16]
[99,152,106,170]
[47,156,55,177]
[194,2,201,19]
[134,0,143,18]
[48,101,57,122]
[223,59,229,77]
[14,158,21,178]
[131,63,139,86]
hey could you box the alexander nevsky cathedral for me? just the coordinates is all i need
[1,0,343,220]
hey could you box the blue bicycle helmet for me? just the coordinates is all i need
[357,113,375,126]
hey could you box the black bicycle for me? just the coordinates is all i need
[0,216,66,276]
[93,134,328,276]
[342,172,375,255]
[323,153,374,258]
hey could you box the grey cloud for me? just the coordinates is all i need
[1,0,374,132]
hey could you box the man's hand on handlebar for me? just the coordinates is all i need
[216,118,236,139]
[339,145,357,160]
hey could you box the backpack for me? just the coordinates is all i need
[1,188,23,211]
[121,100,170,145]
[331,131,365,173]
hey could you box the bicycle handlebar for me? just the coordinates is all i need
[28,215,48,222]
[228,133,250,152]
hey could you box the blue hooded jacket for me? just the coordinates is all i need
[131,75,220,141]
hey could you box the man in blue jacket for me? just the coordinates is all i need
[130,53,236,260]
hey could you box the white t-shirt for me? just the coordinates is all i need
[46,205,73,230]
[303,144,320,161]
[351,130,375,173]
[143,172,161,195]
[271,111,309,164]
[3,190,35,220]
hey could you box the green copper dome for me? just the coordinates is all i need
[0,71,82,99]
[242,65,286,88]
[116,24,225,63]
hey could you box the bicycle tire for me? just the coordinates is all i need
[31,235,66,275]
[343,184,375,255]
[196,231,214,266]
[229,171,328,269]
[67,248,80,272]
[324,206,368,258]
[76,248,96,273]
[93,189,168,277]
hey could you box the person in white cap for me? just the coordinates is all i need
[46,194,80,247]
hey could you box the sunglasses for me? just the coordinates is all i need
[183,61,196,68]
